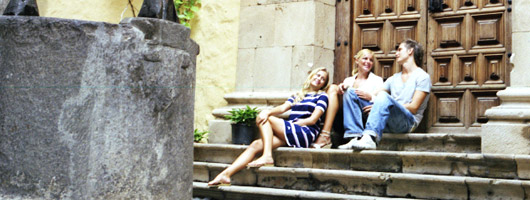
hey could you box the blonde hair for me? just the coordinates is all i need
[351,49,375,76]
[294,67,330,103]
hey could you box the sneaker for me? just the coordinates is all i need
[352,134,376,150]
[338,137,359,149]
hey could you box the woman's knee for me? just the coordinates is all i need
[326,84,340,95]
[248,140,263,151]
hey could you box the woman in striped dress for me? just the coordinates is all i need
[208,67,330,187]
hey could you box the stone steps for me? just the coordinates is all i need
[194,143,530,180]
[194,162,530,199]
[193,182,413,200]
[192,133,528,199]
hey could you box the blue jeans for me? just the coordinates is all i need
[363,92,416,143]
[343,89,373,138]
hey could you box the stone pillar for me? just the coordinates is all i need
[0,16,198,199]
[208,0,336,144]
[482,1,530,154]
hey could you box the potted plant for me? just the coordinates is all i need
[225,105,260,145]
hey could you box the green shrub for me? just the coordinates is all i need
[225,106,260,126]
[174,0,201,28]
[194,129,209,143]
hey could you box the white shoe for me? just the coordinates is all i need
[352,134,376,150]
[338,137,359,149]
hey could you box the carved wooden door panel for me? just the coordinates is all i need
[426,0,511,133]
[335,0,511,132]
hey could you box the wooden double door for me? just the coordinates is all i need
[334,0,512,133]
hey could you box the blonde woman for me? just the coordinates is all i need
[208,67,330,187]
[312,49,383,148]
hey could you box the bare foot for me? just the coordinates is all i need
[247,156,274,168]
[207,174,231,187]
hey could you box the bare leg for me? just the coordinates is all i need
[208,116,286,186]
[313,84,340,148]
[249,116,287,166]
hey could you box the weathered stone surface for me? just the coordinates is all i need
[0,16,198,199]
[2,0,38,16]
[0,0,8,14]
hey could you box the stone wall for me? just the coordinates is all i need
[208,0,335,144]
[0,16,198,199]
[192,0,240,132]
[237,0,335,92]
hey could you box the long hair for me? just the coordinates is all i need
[401,39,424,67]
[294,67,330,103]
[351,49,374,76]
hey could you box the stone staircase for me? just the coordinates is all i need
[193,133,530,199]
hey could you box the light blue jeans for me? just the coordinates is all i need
[343,89,372,138]
[364,92,416,143]
[343,89,416,143]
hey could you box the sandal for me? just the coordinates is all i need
[311,130,331,149]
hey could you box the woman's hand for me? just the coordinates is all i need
[256,110,271,125]
[355,90,372,101]
[293,119,307,126]
[337,83,347,95]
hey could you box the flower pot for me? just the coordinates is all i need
[231,123,258,145]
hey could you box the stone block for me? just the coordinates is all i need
[313,170,388,196]
[315,1,335,50]
[466,178,525,200]
[275,148,313,168]
[257,168,311,190]
[466,154,517,179]
[238,5,275,48]
[290,46,335,90]
[513,0,530,32]
[235,48,256,92]
[387,174,467,199]
[274,1,315,46]
[510,32,530,87]
[482,122,530,154]
[194,144,245,164]
[208,119,232,144]
[0,16,197,199]
[352,151,401,172]
[515,155,530,179]
[253,46,293,92]
[523,181,530,198]
[312,150,350,170]
[193,164,210,182]
[401,152,455,175]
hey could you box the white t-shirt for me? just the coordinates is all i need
[383,68,431,124]
[342,72,384,102]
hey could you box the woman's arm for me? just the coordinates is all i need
[293,108,325,127]
[256,101,292,125]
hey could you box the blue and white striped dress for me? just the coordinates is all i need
[283,93,329,148]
